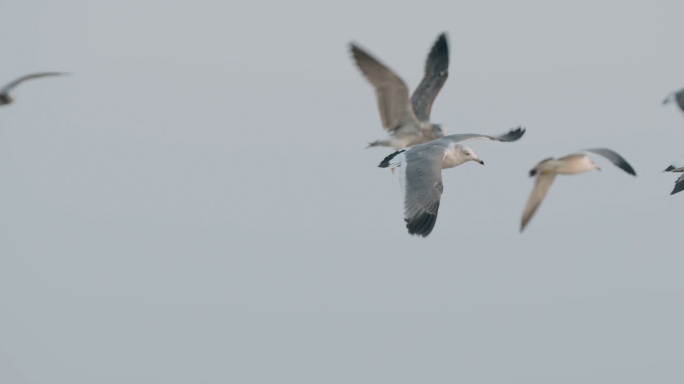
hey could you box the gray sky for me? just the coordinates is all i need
[0,0,683,383]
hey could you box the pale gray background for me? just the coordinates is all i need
[0,0,682,383]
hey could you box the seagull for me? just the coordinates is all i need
[378,127,526,237]
[0,72,69,106]
[521,148,636,232]
[663,165,684,195]
[663,88,684,113]
[351,33,449,150]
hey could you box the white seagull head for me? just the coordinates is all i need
[457,145,484,165]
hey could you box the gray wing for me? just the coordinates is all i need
[521,172,557,232]
[401,144,448,237]
[440,126,526,145]
[350,44,420,132]
[1,72,68,93]
[584,148,636,176]
[411,33,449,122]
[671,173,684,195]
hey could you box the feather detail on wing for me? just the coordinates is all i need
[441,126,526,145]
[584,148,636,176]
[400,146,447,237]
[671,173,684,195]
[350,44,420,132]
[411,33,449,122]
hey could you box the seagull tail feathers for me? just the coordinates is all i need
[529,157,554,177]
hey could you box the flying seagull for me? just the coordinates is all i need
[378,127,526,237]
[351,33,449,150]
[521,148,636,232]
[663,165,684,195]
[0,72,69,106]
[663,88,684,113]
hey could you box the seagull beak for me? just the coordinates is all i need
[475,158,484,165]
[595,166,601,171]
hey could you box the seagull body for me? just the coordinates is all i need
[663,88,684,113]
[521,148,636,232]
[663,165,684,195]
[351,33,449,150]
[530,154,601,176]
[0,72,68,106]
[378,127,526,237]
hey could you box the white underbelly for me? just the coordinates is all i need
[553,157,593,175]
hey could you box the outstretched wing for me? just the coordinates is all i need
[350,44,420,132]
[521,172,557,232]
[441,126,526,145]
[399,145,448,237]
[584,148,636,176]
[411,33,449,122]
[1,72,68,94]
[671,173,684,195]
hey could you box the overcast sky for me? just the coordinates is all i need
[0,0,683,383]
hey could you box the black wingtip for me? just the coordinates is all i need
[405,211,438,237]
[428,33,449,64]
[349,43,361,56]
[349,43,372,62]
[499,126,526,142]
[529,169,537,177]
[435,32,448,48]
[625,165,637,177]
[378,150,405,168]
[617,158,637,177]
[664,165,676,172]
[584,148,636,177]
[671,182,684,195]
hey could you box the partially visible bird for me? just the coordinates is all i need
[0,72,69,106]
[521,148,636,232]
[663,88,684,113]
[663,165,684,195]
[351,33,450,150]
[378,127,526,237]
